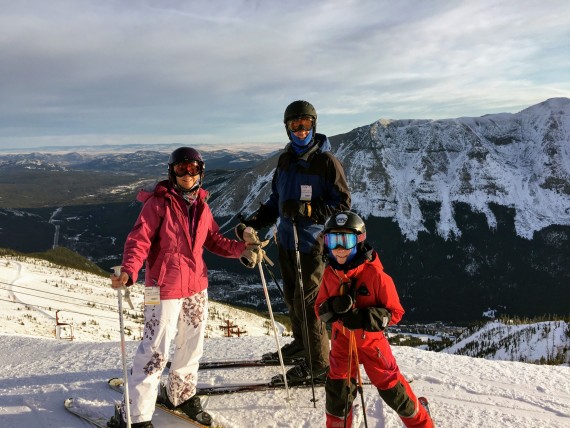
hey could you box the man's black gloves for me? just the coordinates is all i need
[281,199,311,219]
[240,203,275,230]
[331,295,353,314]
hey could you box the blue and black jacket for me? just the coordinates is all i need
[245,133,351,254]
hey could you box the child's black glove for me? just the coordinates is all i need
[341,307,392,331]
[340,308,366,330]
[317,295,353,323]
[331,294,353,314]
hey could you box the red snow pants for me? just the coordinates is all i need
[325,325,433,428]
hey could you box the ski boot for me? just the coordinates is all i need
[157,384,212,426]
[107,404,154,428]
[262,339,305,364]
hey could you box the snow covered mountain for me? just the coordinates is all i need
[207,98,570,322]
[210,97,570,241]
[0,253,569,428]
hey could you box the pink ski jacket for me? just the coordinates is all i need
[121,180,246,299]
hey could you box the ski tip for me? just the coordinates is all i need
[108,377,123,387]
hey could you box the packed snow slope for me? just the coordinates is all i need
[1,255,569,427]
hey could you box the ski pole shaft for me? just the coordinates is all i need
[292,219,317,407]
[258,262,291,402]
[344,331,355,428]
[113,266,131,428]
[261,259,286,300]
[351,332,368,428]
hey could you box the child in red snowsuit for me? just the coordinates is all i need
[315,211,434,428]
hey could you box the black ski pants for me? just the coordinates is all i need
[278,245,330,371]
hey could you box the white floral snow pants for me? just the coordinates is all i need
[123,290,208,423]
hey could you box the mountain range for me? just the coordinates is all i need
[0,98,568,322]
[210,97,570,240]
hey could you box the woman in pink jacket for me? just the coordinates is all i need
[110,147,257,428]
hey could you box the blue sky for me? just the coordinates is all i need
[1,0,569,149]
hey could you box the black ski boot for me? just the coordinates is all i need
[108,404,154,428]
[158,384,212,426]
[177,396,212,426]
[262,339,305,363]
[271,360,329,385]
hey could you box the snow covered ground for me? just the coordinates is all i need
[0,255,569,427]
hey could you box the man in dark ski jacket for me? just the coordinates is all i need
[240,100,351,383]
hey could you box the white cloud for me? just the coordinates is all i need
[1,0,569,148]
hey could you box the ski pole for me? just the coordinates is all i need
[291,219,317,407]
[344,331,355,428]
[257,261,291,403]
[112,266,133,428]
[350,332,369,428]
[261,258,286,301]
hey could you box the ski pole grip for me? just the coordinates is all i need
[112,265,123,277]
[111,266,134,309]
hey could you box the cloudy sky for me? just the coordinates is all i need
[1,0,570,150]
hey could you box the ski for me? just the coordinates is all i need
[165,356,304,370]
[108,378,226,427]
[65,396,207,428]
[64,397,110,428]
[154,404,214,427]
[108,376,321,397]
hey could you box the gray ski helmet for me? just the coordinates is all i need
[324,211,366,237]
[283,100,317,137]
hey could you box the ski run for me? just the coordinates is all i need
[1,256,569,427]
[2,333,569,427]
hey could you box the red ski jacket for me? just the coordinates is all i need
[315,250,405,338]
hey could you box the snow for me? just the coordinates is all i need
[1,255,569,427]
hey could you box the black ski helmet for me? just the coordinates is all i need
[167,147,205,188]
[324,211,366,237]
[283,100,317,138]
[168,146,203,166]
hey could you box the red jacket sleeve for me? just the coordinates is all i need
[315,266,336,317]
[121,196,163,283]
[374,269,405,325]
[202,203,246,258]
